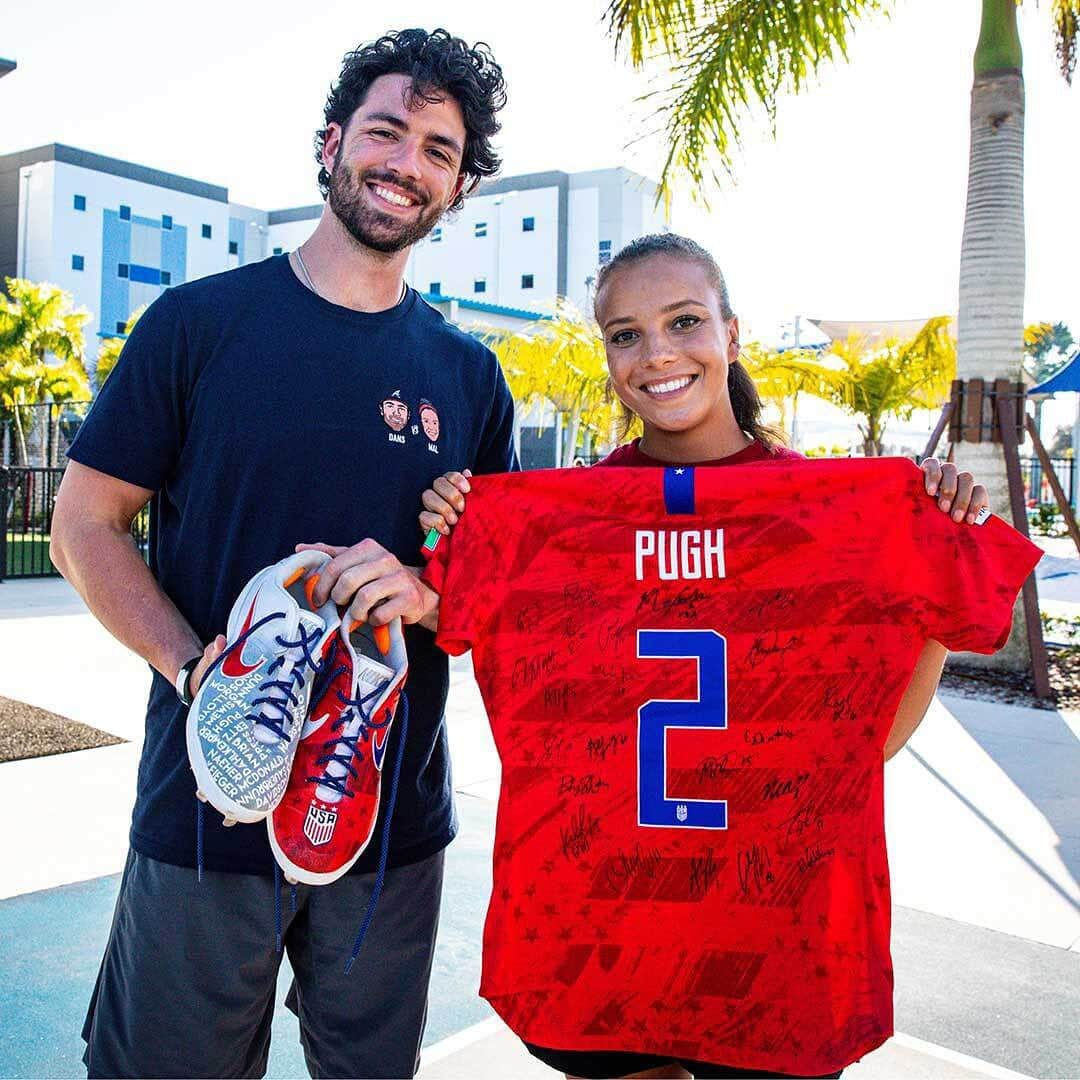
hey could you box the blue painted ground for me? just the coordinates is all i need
[0,794,496,1080]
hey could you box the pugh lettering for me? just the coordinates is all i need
[634,529,725,581]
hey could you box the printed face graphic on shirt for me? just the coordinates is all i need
[380,393,410,432]
[419,402,440,442]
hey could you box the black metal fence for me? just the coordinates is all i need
[0,466,149,583]
[1022,455,1076,509]
[1,401,92,469]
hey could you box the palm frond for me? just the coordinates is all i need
[611,0,889,191]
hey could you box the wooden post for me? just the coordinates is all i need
[997,395,1053,699]
[1025,414,1080,556]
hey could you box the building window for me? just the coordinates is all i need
[161,270,172,285]
[599,239,613,266]
[474,222,487,238]
[73,195,86,211]
[162,214,172,230]
[201,224,212,239]
[71,254,84,271]
[119,205,131,221]
[116,321,127,334]
[474,278,487,294]
[273,246,283,255]
[429,282,442,296]
[431,227,442,243]
[521,274,534,289]
[522,216,535,232]
[228,240,239,255]
[118,263,129,279]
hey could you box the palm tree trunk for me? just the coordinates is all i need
[954,0,1030,671]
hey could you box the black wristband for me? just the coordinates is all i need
[175,656,201,706]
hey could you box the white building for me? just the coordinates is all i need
[0,145,664,356]
[406,168,667,314]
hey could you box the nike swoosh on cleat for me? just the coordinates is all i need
[371,717,392,771]
[221,595,263,677]
[301,712,331,739]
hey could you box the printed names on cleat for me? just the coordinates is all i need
[197,670,295,808]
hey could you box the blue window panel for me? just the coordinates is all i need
[228,240,238,255]
[431,228,442,243]
[228,217,245,262]
[160,270,171,286]
[101,210,132,339]
[118,264,129,279]
[116,321,127,334]
[273,246,283,255]
[522,216,535,232]
[71,254,84,271]
[160,221,187,288]
[474,222,487,238]
[119,205,131,221]
[73,194,86,211]
[162,214,173,230]
[521,274,534,289]
[474,279,486,294]
[128,264,161,285]
[201,223,212,239]
[429,282,441,295]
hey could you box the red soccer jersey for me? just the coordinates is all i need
[423,458,1040,1075]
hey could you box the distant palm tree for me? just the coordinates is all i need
[0,278,90,466]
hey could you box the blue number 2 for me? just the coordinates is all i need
[637,629,728,829]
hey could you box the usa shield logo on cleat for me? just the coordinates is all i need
[304,803,337,846]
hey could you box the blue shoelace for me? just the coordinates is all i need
[266,693,409,970]
[307,679,395,797]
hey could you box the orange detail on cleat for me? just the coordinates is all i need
[283,567,306,588]
[374,625,391,655]
[304,573,321,609]
[349,618,363,633]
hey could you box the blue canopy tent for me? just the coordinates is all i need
[1029,350,1080,395]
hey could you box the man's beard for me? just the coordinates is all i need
[328,162,445,254]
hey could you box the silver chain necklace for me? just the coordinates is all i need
[293,247,407,306]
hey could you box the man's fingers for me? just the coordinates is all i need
[311,539,389,607]
[296,542,348,557]
[922,458,943,497]
[190,635,227,696]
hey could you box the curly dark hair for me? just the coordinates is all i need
[595,233,784,450]
[315,28,506,211]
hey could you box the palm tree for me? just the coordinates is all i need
[606,0,1077,670]
[96,305,147,389]
[483,302,616,465]
[757,318,957,455]
[0,278,91,466]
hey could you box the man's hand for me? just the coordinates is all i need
[187,635,227,697]
[920,458,988,524]
[296,540,438,628]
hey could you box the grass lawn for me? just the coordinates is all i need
[3,533,56,578]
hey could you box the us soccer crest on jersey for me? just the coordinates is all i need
[422,459,1041,1076]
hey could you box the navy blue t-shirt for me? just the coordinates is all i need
[68,254,516,874]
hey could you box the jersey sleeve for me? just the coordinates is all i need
[66,289,191,491]
[900,463,1042,654]
[421,483,508,656]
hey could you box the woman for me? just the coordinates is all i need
[420,234,997,1079]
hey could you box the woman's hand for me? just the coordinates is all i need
[920,458,988,524]
[419,469,472,537]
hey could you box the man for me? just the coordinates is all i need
[51,28,513,1079]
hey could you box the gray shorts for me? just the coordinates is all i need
[81,848,445,1079]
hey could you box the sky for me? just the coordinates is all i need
[3,0,1078,445]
